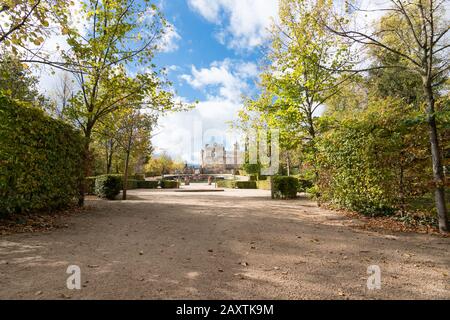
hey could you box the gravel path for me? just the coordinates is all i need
[0,186,448,299]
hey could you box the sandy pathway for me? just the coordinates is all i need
[0,187,448,299]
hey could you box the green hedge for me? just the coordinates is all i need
[160,180,179,189]
[272,176,299,199]
[216,180,257,189]
[125,179,139,190]
[133,174,146,181]
[0,96,84,215]
[216,180,236,188]
[86,177,96,195]
[137,180,159,189]
[95,175,122,200]
[235,181,257,189]
[256,180,271,190]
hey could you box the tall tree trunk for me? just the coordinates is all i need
[78,126,93,207]
[424,81,448,233]
[122,150,130,201]
[106,139,114,174]
[286,152,291,177]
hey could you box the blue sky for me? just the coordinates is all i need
[149,0,279,164]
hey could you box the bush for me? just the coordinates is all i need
[133,174,146,181]
[235,181,257,189]
[160,180,179,189]
[316,100,430,216]
[0,96,84,215]
[95,175,122,200]
[125,179,139,190]
[86,177,96,195]
[256,180,271,190]
[272,176,299,199]
[298,179,314,192]
[137,180,159,189]
[216,180,236,189]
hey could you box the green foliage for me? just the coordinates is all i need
[216,180,258,189]
[317,98,432,216]
[235,181,257,189]
[256,180,271,190]
[0,95,84,215]
[160,180,179,189]
[94,175,122,200]
[216,180,236,189]
[133,174,146,181]
[297,179,314,192]
[272,176,299,199]
[137,180,159,189]
[85,177,96,195]
[243,163,261,175]
[125,179,139,190]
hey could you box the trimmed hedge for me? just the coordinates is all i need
[133,174,145,181]
[0,96,84,215]
[95,175,122,200]
[160,180,179,189]
[125,179,139,190]
[272,176,299,199]
[137,180,159,189]
[256,180,271,190]
[235,181,257,189]
[216,180,257,189]
[216,180,236,189]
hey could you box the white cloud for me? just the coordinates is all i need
[153,59,259,162]
[158,23,182,53]
[187,0,279,50]
[180,59,257,102]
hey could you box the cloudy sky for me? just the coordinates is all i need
[35,0,409,164]
[149,0,279,163]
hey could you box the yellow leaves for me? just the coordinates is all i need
[33,36,44,46]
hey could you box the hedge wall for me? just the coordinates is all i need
[272,176,299,199]
[137,180,159,189]
[160,180,179,189]
[0,96,84,215]
[216,180,257,189]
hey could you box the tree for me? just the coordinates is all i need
[0,51,49,107]
[240,0,349,186]
[0,0,72,69]
[144,153,180,177]
[113,109,156,200]
[61,0,182,205]
[322,0,449,232]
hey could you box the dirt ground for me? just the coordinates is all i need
[0,185,449,299]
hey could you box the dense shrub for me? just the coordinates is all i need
[133,174,146,181]
[317,99,431,216]
[160,180,179,189]
[235,181,257,189]
[216,180,236,189]
[256,180,271,190]
[125,179,139,190]
[272,176,299,199]
[137,180,159,189]
[297,179,313,192]
[95,175,122,200]
[0,96,84,215]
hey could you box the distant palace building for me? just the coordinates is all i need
[200,143,242,174]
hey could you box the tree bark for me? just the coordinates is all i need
[78,126,93,207]
[122,150,130,201]
[424,81,449,233]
